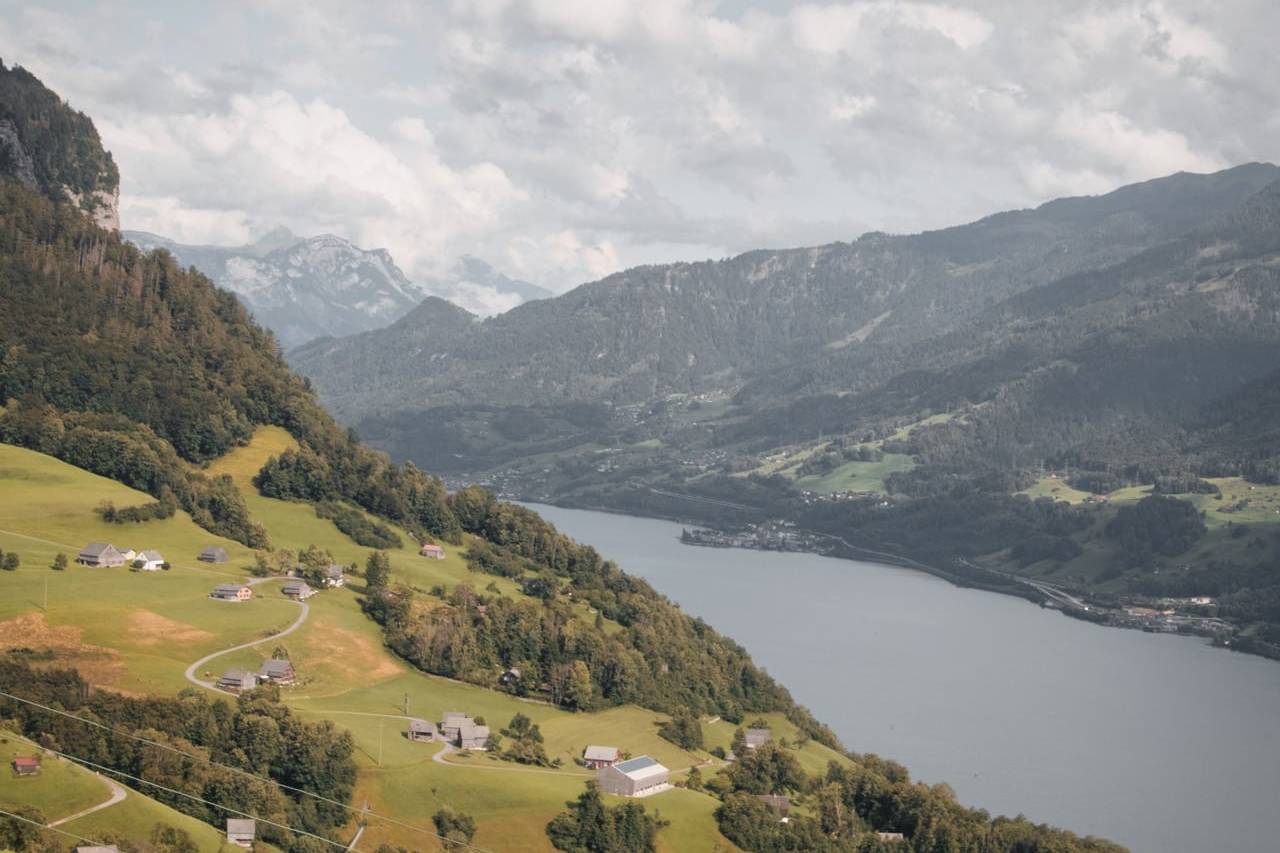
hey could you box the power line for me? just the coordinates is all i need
[0,687,495,853]
[0,804,107,846]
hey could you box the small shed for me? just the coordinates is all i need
[583,745,619,769]
[199,545,229,564]
[135,550,165,571]
[420,543,446,559]
[226,818,256,848]
[597,755,670,797]
[258,658,297,685]
[212,583,252,601]
[408,719,438,742]
[11,756,40,776]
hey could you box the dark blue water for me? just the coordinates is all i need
[529,503,1280,853]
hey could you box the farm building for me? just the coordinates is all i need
[324,565,345,587]
[758,794,792,816]
[408,719,438,742]
[11,756,40,776]
[583,745,619,769]
[117,548,137,562]
[420,543,446,559]
[439,712,489,749]
[212,583,252,601]
[499,666,522,686]
[77,542,125,567]
[135,550,165,571]
[597,755,670,797]
[199,545,229,563]
[258,659,297,685]
[745,727,771,749]
[226,818,256,848]
[282,581,315,600]
[217,669,258,693]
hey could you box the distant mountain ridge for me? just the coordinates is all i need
[124,229,549,348]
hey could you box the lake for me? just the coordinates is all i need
[527,503,1280,853]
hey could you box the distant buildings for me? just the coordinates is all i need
[135,550,165,571]
[217,669,258,693]
[257,659,297,685]
[226,818,256,848]
[420,543,446,559]
[408,719,438,742]
[212,583,252,601]
[597,755,670,797]
[758,794,791,816]
[77,542,125,567]
[583,745,619,769]
[324,565,345,588]
[439,712,490,750]
[199,545,229,564]
[744,728,771,750]
[282,581,315,600]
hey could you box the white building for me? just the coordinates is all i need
[596,755,670,797]
[135,550,164,571]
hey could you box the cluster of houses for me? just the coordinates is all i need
[407,711,491,750]
[77,542,166,571]
[217,658,298,692]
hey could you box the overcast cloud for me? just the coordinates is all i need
[2,0,1277,299]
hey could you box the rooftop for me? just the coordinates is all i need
[226,818,256,835]
[584,745,619,761]
[613,755,668,780]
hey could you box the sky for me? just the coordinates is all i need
[3,0,1278,309]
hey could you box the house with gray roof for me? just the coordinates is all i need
[282,581,315,600]
[408,719,438,742]
[458,721,490,750]
[77,542,125,567]
[217,669,258,693]
[257,658,296,685]
[745,727,771,750]
[597,755,670,797]
[135,550,165,571]
[226,818,255,848]
[583,745,619,769]
[212,583,252,601]
[323,564,345,587]
[199,545,229,564]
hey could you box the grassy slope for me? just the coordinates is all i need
[0,433,741,852]
[0,733,232,852]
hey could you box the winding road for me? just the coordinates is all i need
[183,580,310,693]
[47,771,127,828]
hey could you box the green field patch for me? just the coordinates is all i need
[0,736,108,822]
[794,452,915,495]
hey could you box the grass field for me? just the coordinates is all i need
[0,434,740,851]
[794,452,915,495]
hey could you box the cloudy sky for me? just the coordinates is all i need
[3,1,1277,307]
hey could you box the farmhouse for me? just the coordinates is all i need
[199,545,229,563]
[439,712,489,749]
[77,542,125,567]
[596,755,670,798]
[135,550,165,571]
[499,666,522,686]
[744,727,771,750]
[217,669,258,693]
[226,818,256,848]
[212,583,252,601]
[324,565,345,587]
[11,756,40,776]
[420,543,446,559]
[758,794,792,816]
[257,658,296,685]
[282,581,315,600]
[408,719,438,742]
[583,745,619,769]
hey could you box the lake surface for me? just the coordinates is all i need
[528,503,1280,853]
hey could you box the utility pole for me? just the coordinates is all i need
[378,719,383,767]
[404,692,410,717]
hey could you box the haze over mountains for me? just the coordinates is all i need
[124,229,550,348]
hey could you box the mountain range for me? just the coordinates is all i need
[124,229,550,348]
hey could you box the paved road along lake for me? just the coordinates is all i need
[528,503,1280,853]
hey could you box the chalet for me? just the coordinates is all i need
[758,794,791,816]
[199,545,229,564]
[212,583,252,602]
[744,728,771,750]
[458,720,490,750]
[226,818,256,848]
[597,755,670,798]
[420,543,446,559]
[408,719,438,742]
[135,550,165,571]
[11,756,40,776]
[324,565,345,588]
[77,542,125,568]
[282,581,315,600]
[217,669,258,693]
[258,659,296,685]
[583,745,619,769]
[440,711,469,740]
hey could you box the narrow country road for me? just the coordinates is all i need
[183,590,310,693]
[47,772,127,828]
